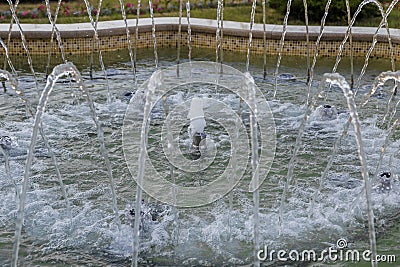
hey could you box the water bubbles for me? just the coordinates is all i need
[311,104,338,121]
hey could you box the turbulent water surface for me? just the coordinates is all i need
[0,48,399,266]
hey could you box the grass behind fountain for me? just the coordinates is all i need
[1,0,400,27]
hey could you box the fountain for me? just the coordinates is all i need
[1,0,400,266]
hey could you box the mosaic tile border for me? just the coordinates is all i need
[0,18,399,59]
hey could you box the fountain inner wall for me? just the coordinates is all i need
[1,18,399,59]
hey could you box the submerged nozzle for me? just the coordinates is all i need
[0,136,12,150]
[190,132,206,160]
[192,132,206,148]
[377,172,392,193]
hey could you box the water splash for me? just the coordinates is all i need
[0,71,18,96]
[118,0,136,82]
[134,0,141,88]
[372,118,399,182]
[262,0,267,79]
[303,0,310,83]
[6,0,39,94]
[273,0,292,98]
[131,4,142,267]
[0,38,16,92]
[363,71,400,129]
[213,0,224,95]
[308,112,350,219]
[0,38,17,77]
[278,74,323,232]
[362,71,400,107]
[89,0,103,79]
[185,3,194,94]
[0,138,18,200]
[83,0,111,102]
[314,0,399,220]
[149,0,159,69]
[363,71,400,181]
[186,0,193,62]
[3,2,400,266]
[381,85,399,126]
[278,0,334,228]
[176,0,183,76]
[245,0,257,73]
[131,70,163,267]
[45,0,63,77]
[0,70,19,201]
[11,62,120,266]
[345,0,354,89]
[139,13,161,263]
[305,0,332,104]
[164,93,180,261]
[324,72,377,267]
[216,0,223,66]
[44,0,66,63]
[245,72,260,267]
[1,68,70,220]
[333,0,395,76]
[3,0,18,76]
[161,51,179,259]
[243,3,260,265]
[219,0,225,65]
[353,0,397,92]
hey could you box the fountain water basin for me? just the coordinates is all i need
[1,1,400,265]
[0,53,399,266]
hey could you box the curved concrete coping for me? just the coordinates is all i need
[1,17,399,43]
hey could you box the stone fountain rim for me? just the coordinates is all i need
[0,17,399,43]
